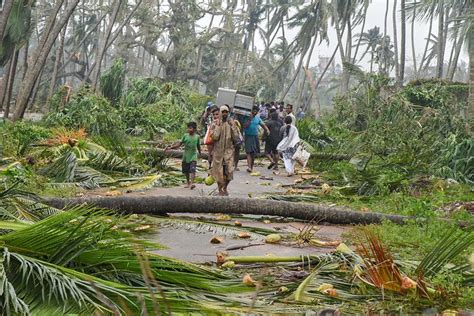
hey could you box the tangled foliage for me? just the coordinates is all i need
[301,76,472,194]
[45,86,124,137]
[120,79,210,137]
[0,122,51,157]
[45,60,210,140]
[100,58,125,105]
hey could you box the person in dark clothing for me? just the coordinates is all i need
[243,105,269,173]
[265,110,284,170]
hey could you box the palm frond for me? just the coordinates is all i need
[416,228,474,278]
[154,216,275,239]
[39,149,77,183]
[116,175,161,191]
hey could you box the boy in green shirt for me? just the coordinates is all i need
[165,122,201,189]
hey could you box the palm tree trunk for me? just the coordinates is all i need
[447,23,468,81]
[48,22,68,101]
[4,49,19,119]
[45,195,411,225]
[446,22,459,79]
[383,0,389,72]
[332,5,347,92]
[468,11,473,135]
[411,0,417,76]
[194,12,215,87]
[12,0,80,121]
[342,18,352,92]
[91,0,122,90]
[436,4,445,78]
[297,32,318,109]
[0,0,14,40]
[419,4,435,72]
[22,41,29,80]
[352,6,367,63]
[281,53,304,100]
[399,0,406,85]
[393,0,400,82]
[0,59,11,112]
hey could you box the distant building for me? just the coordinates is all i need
[317,56,335,74]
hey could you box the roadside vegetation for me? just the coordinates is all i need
[0,68,472,313]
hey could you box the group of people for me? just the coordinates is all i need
[168,100,303,196]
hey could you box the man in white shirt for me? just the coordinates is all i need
[286,103,296,126]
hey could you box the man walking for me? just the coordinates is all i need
[210,105,240,196]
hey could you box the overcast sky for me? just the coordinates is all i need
[203,0,468,71]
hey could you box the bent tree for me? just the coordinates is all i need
[12,0,80,121]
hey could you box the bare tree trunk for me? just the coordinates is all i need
[297,32,318,109]
[446,23,459,79]
[419,4,435,72]
[86,0,143,82]
[393,0,400,82]
[0,0,14,40]
[352,6,367,63]
[383,0,389,73]
[411,0,417,76]
[332,4,347,92]
[468,5,473,135]
[447,23,468,81]
[57,14,106,75]
[22,41,29,80]
[4,49,19,119]
[399,0,406,85]
[0,59,11,111]
[27,68,43,112]
[45,195,412,225]
[341,18,352,92]
[281,53,304,100]
[48,22,68,101]
[91,0,123,90]
[436,4,445,78]
[12,0,80,121]
[194,12,215,87]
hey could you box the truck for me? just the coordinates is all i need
[216,88,255,116]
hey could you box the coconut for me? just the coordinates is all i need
[221,261,235,269]
[265,234,281,243]
[242,273,255,286]
[204,175,215,186]
[321,183,332,195]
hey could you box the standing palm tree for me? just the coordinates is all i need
[400,0,406,85]
[468,2,473,134]
[357,26,382,72]
[280,0,329,99]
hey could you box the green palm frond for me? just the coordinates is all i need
[73,166,116,188]
[416,228,474,278]
[40,149,77,183]
[87,151,139,174]
[154,216,276,239]
[0,184,60,222]
[115,175,161,191]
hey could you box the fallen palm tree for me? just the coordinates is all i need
[131,148,351,161]
[44,195,410,225]
[130,147,258,160]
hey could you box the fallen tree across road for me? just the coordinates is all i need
[44,195,411,225]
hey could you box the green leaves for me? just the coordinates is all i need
[416,228,474,278]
